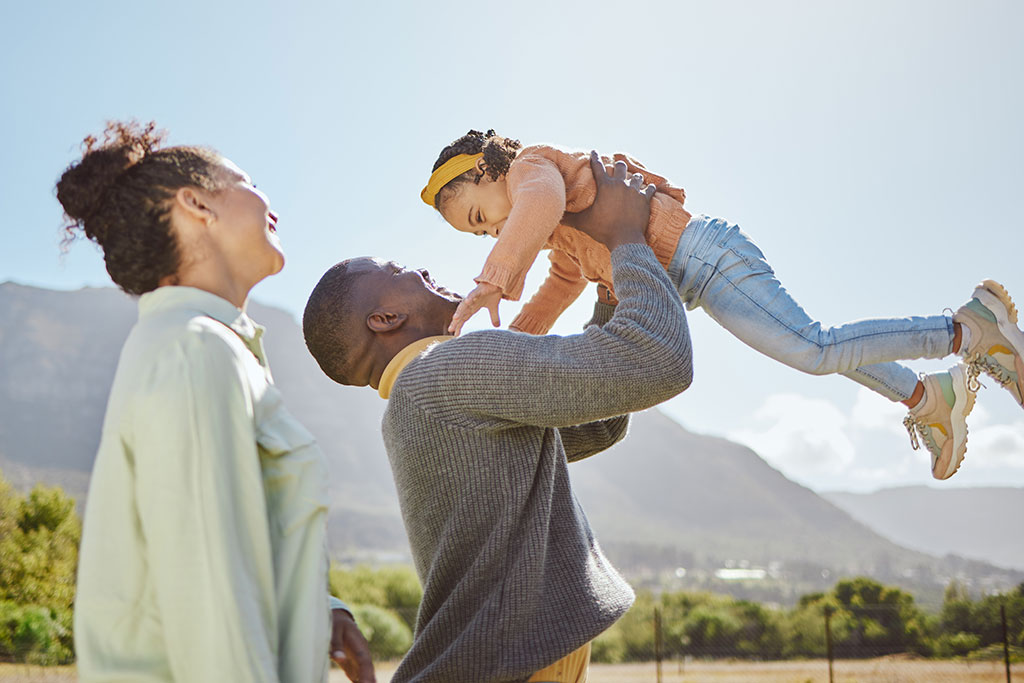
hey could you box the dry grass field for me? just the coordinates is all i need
[339,659,1021,682]
[1,659,1019,682]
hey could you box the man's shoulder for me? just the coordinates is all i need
[386,329,553,410]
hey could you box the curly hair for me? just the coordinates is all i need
[56,120,227,295]
[430,129,521,209]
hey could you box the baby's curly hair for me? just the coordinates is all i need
[430,129,521,209]
[56,120,226,295]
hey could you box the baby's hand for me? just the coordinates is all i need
[449,282,503,336]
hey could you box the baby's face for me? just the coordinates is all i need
[439,175,512,239]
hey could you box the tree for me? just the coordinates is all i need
[940,580,973,635]
[0,471,80,664]
[830,577,928,657]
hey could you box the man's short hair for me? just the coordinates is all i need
[303,261,358,384]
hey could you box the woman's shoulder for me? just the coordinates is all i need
[124,307,255,377]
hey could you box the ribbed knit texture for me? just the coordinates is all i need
[383,245,693,682]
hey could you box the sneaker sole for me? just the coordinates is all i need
[972,279,1024,405]
[935,364,975,481]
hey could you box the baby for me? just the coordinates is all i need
[421,129,1024,480]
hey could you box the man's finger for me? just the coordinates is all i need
[345,635,376,683]
[589,150,607,181]
[644,184,656,198]
[612,160,629,181]
[358,658,377,682]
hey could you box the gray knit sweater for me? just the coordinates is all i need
[382,244,693,682]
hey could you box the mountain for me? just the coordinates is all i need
[0,281,403,550]
[1,282,1020,603]
[822,487,1024,572]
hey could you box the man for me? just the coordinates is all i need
[303,156,693,682]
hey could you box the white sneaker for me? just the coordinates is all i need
[954,279,1024,407]
[903,365,975,480]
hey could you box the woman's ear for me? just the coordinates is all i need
[367,310,408,333]
[174,187,216,225]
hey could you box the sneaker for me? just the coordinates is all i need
[954,279,1024,407]
[903,365,975,480]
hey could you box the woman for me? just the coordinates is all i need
[57,121,374,683]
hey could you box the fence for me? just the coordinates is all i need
[2,593,1022,682]
[621,601,1022,683]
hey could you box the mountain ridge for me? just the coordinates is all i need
[2,282,1020,601]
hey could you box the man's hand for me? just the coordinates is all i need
[560,151,655,251]
[448,281,502,336]
[331,609,376,683]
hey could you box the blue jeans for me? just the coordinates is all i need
[667,215,955,401]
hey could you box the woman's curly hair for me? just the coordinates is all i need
[430,129,521,209]
[56,120,226,295]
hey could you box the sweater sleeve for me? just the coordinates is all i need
[475,155,567,301]
[403,244,693,429]
[558,415,630,462]
[509,250,589,335]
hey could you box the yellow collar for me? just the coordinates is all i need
[378,336,452,399]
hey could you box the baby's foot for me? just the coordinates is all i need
[954,279,1024,406]
[903,365,975,480]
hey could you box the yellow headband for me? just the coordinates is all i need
[420,153,484,206]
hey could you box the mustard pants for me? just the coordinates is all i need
[527,642,590,683]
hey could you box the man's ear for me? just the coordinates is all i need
[174,187,215,225]
[367,310,409,333]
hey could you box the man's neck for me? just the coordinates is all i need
[377,335,453,399]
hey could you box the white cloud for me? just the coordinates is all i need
[728,393,855,480]
[966,401,993,428]
[722,390,1024,492]
[969,420,1024,468]
[850,388,907,434]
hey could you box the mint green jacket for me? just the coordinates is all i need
[74,287,332,682]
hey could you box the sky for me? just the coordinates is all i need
[2,0,1022,493]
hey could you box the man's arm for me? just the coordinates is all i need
[331,606,376,683]
[402,157,693,428]
[557,295,630,462]
[558,415,630,462]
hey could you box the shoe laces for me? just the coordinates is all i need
[965,353,1004,392]
[903,414,923,451]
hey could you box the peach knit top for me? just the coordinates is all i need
[476,144,692,335]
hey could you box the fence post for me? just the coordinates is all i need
[1003,602,1012,683]
[824,604,835,683]
[654,606,663,683]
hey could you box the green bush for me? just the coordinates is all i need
[0,476,80,613]
[965,642,1024,663]
[330,564,422,630]
[0,473,79,664]
[932,631,982,658]
[590,625,627,664]
[349,604,413,660]
[0,600,73,665]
